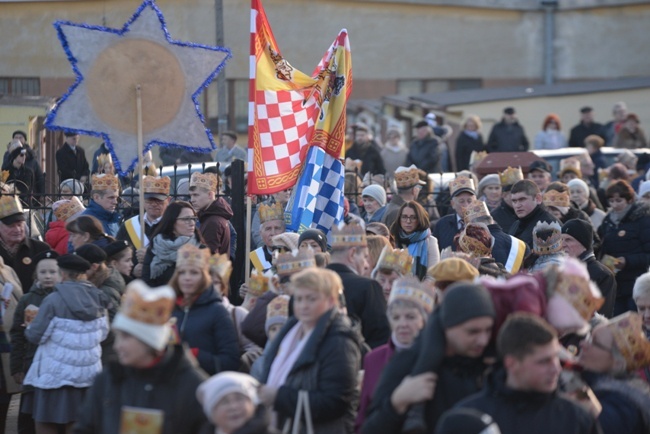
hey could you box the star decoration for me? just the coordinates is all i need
[45,0,231,175]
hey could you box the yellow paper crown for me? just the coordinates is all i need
[258,202,285,224]
[176,244,209,269]
[532,221,563,255]
[499,166,524,186]
[209,253,232,286]
[457,223,492,258]
[275,249,316,277]
[559,158,581,176]
[249,271,270,297]
[554,273,604,321]
[266,295,290,320]
[463,200,491,224]
[374,246,413,276]
[190,172,218,192]
[543,190,570,208]
[388,276,436,315]
[119,280,175,326]
[449,176,476,197]
[607,312,650,371]
[143,176,171,196]
[53,196,85,222]
[0,195,23,219]
[469,151,488,167]
[1,170,9,183]
[331,221,367,248]
[91,173,119,192]
[394,165,422,189]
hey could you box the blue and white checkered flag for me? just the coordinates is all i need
[285,146,345,236]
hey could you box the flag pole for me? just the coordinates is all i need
[136,85,145,244]
[244,195,252,285]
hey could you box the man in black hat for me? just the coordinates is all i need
[527,160,552,192]
[405,121,441,173]
[347,123,386,176]
[569,107,605,148]
[561,219,616,317]
[55,132,90,183]
[3,141,34,203]
[487,107,529,153]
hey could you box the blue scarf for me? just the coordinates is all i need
[398,228,430,279]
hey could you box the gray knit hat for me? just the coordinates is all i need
[362,184,387,207]
[440,282,495,329]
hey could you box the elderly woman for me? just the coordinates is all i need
[633,272,650,340]
[355,277,434,432]
[258,268,361,433]
[477,174,501,211]
[390,201,440,280]
[598,180,650,315]
[614,113,648,149]
[568,179,606,229]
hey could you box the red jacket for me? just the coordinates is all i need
[45,221,70,255]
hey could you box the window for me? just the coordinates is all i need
[0,78,40,96]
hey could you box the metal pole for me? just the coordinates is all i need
[215,0,228,135]
[541,1,558,86]
[136,85,145,243]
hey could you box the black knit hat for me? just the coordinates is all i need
[57,254,91,273]
[298,229,327,252]
[75,244,107,264]
[435,408,501,434]
[440,282,495,329]
[561,219,593,251]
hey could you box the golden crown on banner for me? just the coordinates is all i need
[53,196,85,222]
[463,200,490,224]
[0,195,23,220]
[176,244,209,269]
[258,202,284,224]
[266,295,290,320]
[331,221,367,248]
[275,249,316,277]
[119,280,175,326]
[143,176,171,195]
[607,312,650,371]
[394,165,422,189]
[543,190,570,208]
[190,172,218,192]
[91,173,119,192]
[554,273,604,321]
[499,166,524,186]
[449,176,476,197]
[209,253,232,284]
[532,221,563,255]
[249,271,271,297]
[375,246,413,276]
[469,151,488,167]
[388,276,436,315]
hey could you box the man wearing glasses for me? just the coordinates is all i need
[189,172,233,255]
[432,175,476,250]
[250,202,285,273]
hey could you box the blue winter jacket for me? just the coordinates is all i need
[82,200,122,237]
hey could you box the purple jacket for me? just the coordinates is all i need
[355,339,396,433]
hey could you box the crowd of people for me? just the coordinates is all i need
[0,100,648,434]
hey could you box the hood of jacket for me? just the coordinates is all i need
[199,197,233,221]
[55,280,105,321]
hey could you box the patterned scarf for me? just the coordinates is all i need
[398,228,430,279]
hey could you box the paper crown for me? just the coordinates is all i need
[533,221,563,255]
[499,166,524,186]
[249,271,271,297]
[52,196,85,222]
[469,151,488,167]
[607,312,650,371]
[209,253,232,285]
[143,176,171,196]
[554,273,604,321]
[96,153,113,171]
[449,176,476,197]
[0,195,23,219]
[258,202,284,224]
[457,222,492,258]
[275,249,316,277]
[388,276,436,315]
[394,165,423,189]
[344,158,363,173]
[463,200,491,224]
[266,294,290,320]
[118,280,175,326]
[374,246,413,276]
[331,221,367,248]
[91,173,119,192]
[543,190,570,208]
[559,158,581,177]
[176,244,209,269]
[190,172,218,192]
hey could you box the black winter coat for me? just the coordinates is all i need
[406,136,441,173]
[487,121,529,152]
[73,345,208,434]
[569,122,605,148]
[326,263,390,349]
[261,309,361,434]
[508,205,559,249]
[432,213,460,251]
[455,131,485,171]
[346,141,386,176]
[457,369,601,434]
[0,237,50,292]
[491,201,518,234]
[580,252,616,318]
[56,142,90,181]
[598,203,650,298]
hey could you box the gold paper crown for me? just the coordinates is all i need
[331,222,367,248]
[275,249,316,277]
[374,246,413,276]
[463,200,490,224]
[532,221,563,255]
[209,253,232,287]
[559,158,581,175]
[143,176,171,196]
[0,195,23,220]
[1,170,9,183]
[119,280,175,326]
[499,166,524,186]
[266,295,290,320]
[554,274,604,321]
[469,151,488,167]
[91,173,119,192]
[96,153,113,171]
[258,202,285,224]
[394,165,423,189]
[53,196,85,222]
[607,312,650,371]
[388,276,436,315]
[176,244,209,269]
[543,190,570,208]
[190,172,218,192]
[458,223,492,258]
[449,176,476,197]
[249,271,271,297]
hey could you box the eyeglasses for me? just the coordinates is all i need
[272,245,289,253]
[400,215,417,222]
[177,217,198,224]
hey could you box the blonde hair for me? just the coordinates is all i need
[169,264,211,298]
[462,115,482,131]
[367,235,391,271]
[289,268,342,305]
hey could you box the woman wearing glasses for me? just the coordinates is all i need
[389,201,439,280]
[142,201,204,287]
